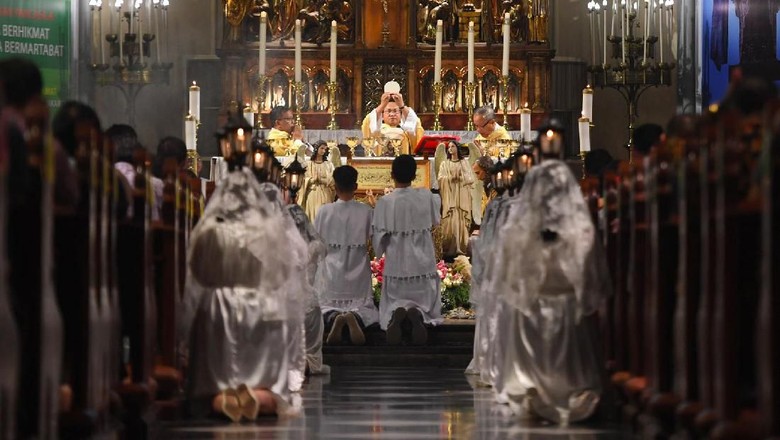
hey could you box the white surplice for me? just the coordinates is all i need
[314,199,379,326]
[181,169,307,417]
[372,187,443,329]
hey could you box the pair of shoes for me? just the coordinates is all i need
[219,389,242,423]
[386,307,407,345]
[326,313,347,345]
[236,384,260,421]
[344,312,366,345]
[407,307,428,345]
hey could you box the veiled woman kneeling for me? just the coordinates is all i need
[180,168,307,422]
[489,160,611,426]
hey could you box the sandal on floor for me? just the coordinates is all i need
[236,383,259,421]
[220,389,242,423]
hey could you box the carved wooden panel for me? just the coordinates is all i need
[347,157,430,192]
[362,63,408,115]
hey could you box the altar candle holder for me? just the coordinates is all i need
[293,81,305,129]
[432,81,443,131]
[255,74,269,129]
[500,75,511,130]
[465,82,476,131]
[326,81,339,130]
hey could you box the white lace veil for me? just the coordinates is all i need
[489,160,612,320]
[180,169,308,339]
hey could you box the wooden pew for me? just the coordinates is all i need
[758,100,780,437]
[708,110,762,439]
[0,113,20,440]
[115,151,158,437]
[602,170,623,373]
[638,143,681,436]
[621,158,649,416]
[152,160,185,418]
[672,122,706,436]
[610,162,633,396]
[693,116,721,436]
[7,111,63,439]
[55,132,115,438]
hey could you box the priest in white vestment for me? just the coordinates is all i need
[372,155,442,345]
[181,167,307,421]
[489,160,611,425]
[361,92,424,156]
[314,165,378,345]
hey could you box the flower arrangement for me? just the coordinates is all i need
[370,256,385,305]
[370,255,472,315]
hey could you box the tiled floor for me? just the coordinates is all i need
[159,367,628,439]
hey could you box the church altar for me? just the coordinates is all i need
[262,129,526,147]
[347,157,431,194]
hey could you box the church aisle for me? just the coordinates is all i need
[159,367,627,439]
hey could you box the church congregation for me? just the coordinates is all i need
[5,0,780,436]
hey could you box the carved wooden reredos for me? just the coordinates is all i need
[220,0,554,129]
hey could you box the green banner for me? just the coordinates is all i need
[0,1,71,108]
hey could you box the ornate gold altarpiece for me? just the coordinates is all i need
[219,0,554,130]
[348,157,431,194]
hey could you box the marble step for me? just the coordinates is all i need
[322,319,474,367]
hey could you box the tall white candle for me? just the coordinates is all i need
[137,1,143,63]
[259,12,267,75]
[611,0,616,35]
[330,20,337,82]
[621,1,626,64]
[98,5,106,64]
[294,19,302,83]
[582,86,593,120]
[467,21,474,83]
[579,116,591,152]
[502,13,510,76]
[189,81,200,121]
[589,5,596,66]
[602,1,607,65]
[434,20,443,83]
[185,114,196,150]
[118,1,124,64]
[154,1,161,64]
[520,106,531,142]
[643,0,649,63]
[659,3,664,63]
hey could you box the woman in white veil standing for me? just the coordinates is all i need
[489,160,611,425]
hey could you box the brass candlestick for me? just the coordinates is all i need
[465,82,476,131]
[432,81,443,131]
[293,81,304,129]
[500,75,511,130]
[255,74,269,129]
[579,151,587,180]
[326,81,338,130]
[185,117,201,176]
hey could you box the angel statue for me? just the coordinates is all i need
[299,140,340,222]
[435,140,478,257]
